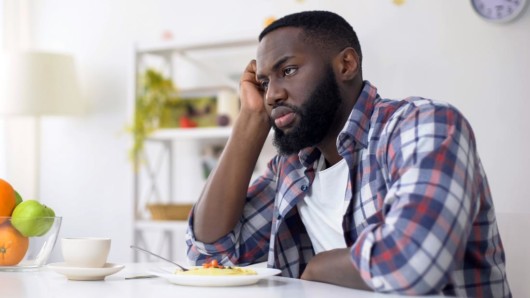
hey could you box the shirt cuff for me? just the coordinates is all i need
[186,207,239,256]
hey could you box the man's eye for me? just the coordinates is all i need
[283,67,297,76]
[260,81,269,90]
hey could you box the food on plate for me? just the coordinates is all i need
[11,200,56,237]
[175,259,257,276]
[175,267,257,276]
[0,223,29,266]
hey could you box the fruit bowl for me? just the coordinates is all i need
[0,216,62,271]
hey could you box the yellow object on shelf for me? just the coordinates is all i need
[147,203,193,221]
[264,16,276,27]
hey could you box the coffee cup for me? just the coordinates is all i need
[61,237,111,268]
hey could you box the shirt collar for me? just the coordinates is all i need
[337,80,379,152]
[298,81,379,167]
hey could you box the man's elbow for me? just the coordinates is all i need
[368,268,446,295]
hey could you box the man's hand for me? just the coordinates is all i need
[239,60,268,117]
[301,248,372,291]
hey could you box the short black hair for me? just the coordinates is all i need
[259,11,362,65]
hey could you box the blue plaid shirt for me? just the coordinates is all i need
[186,81,511,297]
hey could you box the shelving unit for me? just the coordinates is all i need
[132,130,232,262]
[148,127,232,141]
[130,37,260,262]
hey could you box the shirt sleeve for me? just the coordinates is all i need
[185,155,280,266]
[350,100,481,295]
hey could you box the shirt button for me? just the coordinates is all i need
[277,214,282,220]
[301,185,308,191]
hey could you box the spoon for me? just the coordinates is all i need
[130,245,188,271]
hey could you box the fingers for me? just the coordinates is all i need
[240,59,259,88]
[239,60,266,113]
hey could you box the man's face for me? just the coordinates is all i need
[256,27,342,155]
[271,66,342,155]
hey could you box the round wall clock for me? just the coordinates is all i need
[471,0,528,23]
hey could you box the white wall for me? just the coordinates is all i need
[0,0,4,176]
[15,0,530,296]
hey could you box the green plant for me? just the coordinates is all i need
[129,69,182,165]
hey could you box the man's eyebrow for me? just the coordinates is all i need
[256,55,294,80]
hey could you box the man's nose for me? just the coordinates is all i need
[265,80,287,106]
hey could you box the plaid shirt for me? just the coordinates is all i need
[186,81,511,297]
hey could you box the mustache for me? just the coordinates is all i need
[271,102,300,112]
[269,102,302,124]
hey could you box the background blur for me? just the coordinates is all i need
[0,0,528,296]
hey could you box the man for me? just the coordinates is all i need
[186,11,511,297]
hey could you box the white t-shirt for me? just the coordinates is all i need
[297,155,350,254]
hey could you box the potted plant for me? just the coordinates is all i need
[129,69,182,167]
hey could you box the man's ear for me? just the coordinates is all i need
[334,47,360,81]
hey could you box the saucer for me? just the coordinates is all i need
[47,262,125,281]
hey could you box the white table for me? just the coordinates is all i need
[0,262,442,298]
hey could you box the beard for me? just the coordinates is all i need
[271,66,342,156]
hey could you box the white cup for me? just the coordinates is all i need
[61,237,111,268]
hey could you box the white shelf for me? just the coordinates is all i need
[136,38,257,56]
[135,220,188,230]
[147,127,232,141]
[147,127,275,141]
[178,85,235,97]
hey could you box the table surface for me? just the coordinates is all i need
[0,262,443,298]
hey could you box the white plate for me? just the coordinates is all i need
[47,262,125,281]
[149,267,282,287]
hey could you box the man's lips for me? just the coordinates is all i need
[271,106,296,129]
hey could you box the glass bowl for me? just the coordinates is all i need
[0,216,62,271]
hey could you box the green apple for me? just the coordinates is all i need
[11,200,55,237]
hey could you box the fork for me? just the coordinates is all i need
[130,245,188,271]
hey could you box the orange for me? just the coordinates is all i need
[0,223,29,266]
[0,179,16,224]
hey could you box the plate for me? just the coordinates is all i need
[47,262,125,281]
[149,267,282,287]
